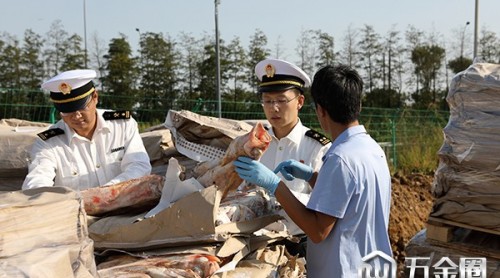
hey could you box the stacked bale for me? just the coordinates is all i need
[432,63,500,231]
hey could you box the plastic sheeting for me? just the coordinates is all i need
[164,110,254,162]
[432,63,500,231]
[0,186,97,277]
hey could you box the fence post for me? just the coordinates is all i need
[50,107,57,124]
[391,109,399,169]
[193,98,203,113]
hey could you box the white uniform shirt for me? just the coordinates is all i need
[260,119,330,196]
[22,109,151,191]
[260,119,331,235]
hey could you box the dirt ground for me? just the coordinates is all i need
[389,172,435,274]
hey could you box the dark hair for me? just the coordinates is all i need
[310,64,363,125]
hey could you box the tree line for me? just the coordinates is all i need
[1,20,500,122]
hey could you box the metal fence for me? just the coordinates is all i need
[0,88,450,168]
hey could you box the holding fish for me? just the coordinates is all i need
[194,122,271,199]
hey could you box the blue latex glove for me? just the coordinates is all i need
[233,156,280,194]
[274,159,314,181]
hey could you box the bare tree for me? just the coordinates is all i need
[383,26,405,93]
[89,31,107,86]
[478,27,500,63]
[295,28,316,78]
[358,24,382,93]
[314,30,335,69]
[178,32,204,99]
[43,20,69,77]
[273,35,287,60]
[338,24,360,68]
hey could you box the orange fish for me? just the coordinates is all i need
[195,122,271,199]
[97,253,221,278]
[81,174,164,216]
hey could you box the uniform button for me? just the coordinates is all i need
[279,147,283,151]
[119,157,123,161]
[72,171,78,176]
[96,164,100,169]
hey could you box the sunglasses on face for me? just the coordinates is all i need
[59,96,94,117]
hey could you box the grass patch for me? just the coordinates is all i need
[395,124,444,174]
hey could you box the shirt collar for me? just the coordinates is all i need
[331,125,367,149]
[59,109,110,143]
[268,119,304,146]
[95,109,110,133]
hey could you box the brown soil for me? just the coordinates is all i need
[389,172,435,274]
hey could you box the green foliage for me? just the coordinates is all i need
[363,88,405,108]
[314,30,335,69]
[246,29,270,90]
[478,29,500,63]
[226,37,249,102]
[0,36,22,88]
[43,20,69,77]
[4,22,500,112]
[396,124,443,174]
[410,44,445,92]
[101,36,138,110]
[177,33,203,99]
[20,29,45,89]
[60,34,86,71]
[448,56,473,74]
[137,32,180,122]
[358,24,382,93]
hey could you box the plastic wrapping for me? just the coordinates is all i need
[432,63,500,231]
[164,110,253,162]
[405,229,500,277]
[0,187,97,277]
[0,119,50,191]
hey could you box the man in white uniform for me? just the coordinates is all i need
[254,58,331,252]
[23,69,151,191]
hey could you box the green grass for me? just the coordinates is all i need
[395,124,443,174]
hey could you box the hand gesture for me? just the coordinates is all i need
[233,156,280,194]
[274,159,314,181]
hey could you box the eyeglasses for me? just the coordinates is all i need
[261,95,299,107]
[59,97,94,117]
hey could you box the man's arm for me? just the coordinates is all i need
[274,180,336,243]
[308,172,318,188]
[22,139,57,189]
[104,118,151,185]
[234,156,336,243]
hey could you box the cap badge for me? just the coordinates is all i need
[58,82,72,95]
[265,64,275,78]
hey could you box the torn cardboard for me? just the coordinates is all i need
[89,185,281,251]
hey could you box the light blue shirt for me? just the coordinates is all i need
[306,125,392,278]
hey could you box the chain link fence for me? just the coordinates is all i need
[0,88,449,170]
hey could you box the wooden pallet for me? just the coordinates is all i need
[425,217,500,260]
[426,216,500,242]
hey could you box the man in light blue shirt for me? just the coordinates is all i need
[234,64,393,277]
[306,124,392,277]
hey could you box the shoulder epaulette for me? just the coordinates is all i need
[37,128,64,141]
[305,129,331,146]
[103,111,131,120]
